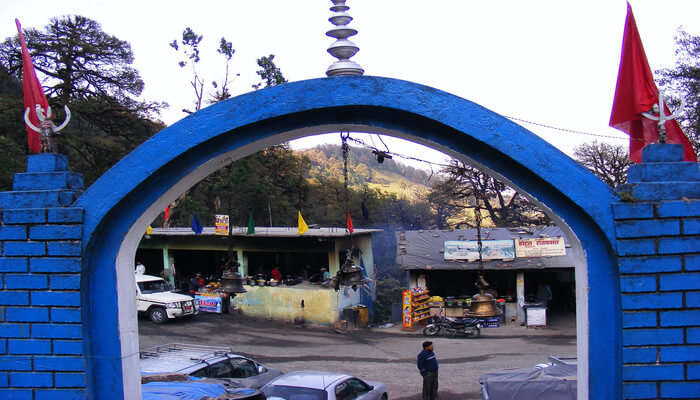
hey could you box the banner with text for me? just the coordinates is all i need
[444,240,515,261]
[515,237,566,258]
[215,214,229,236]
[195,294,223,313]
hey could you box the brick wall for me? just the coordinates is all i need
[615,144,700,400]
[1,141,699,399]
[0,154,86,399]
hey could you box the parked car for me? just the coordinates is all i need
[263,371,388,400]
[136,274,198,323]
[140,343,282,389]
[479,356,576,400]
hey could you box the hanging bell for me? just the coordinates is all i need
[337,256,365,290]
[221,271,247,294]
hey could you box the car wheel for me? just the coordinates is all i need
[149,307,167,324]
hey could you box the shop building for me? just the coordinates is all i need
[396,226,576,324]
[137,226,380,325]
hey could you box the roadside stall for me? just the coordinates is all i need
[193,271,248,313]
[194,291,227,314]
[397,227,575,326]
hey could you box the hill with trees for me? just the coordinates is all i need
[300,143,434,201]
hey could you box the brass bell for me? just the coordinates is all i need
[467,292,499,317]
[337,256,365,290]
[221,271,247,294]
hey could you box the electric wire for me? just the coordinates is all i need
[339,109,666,171]
[502,115,630,140]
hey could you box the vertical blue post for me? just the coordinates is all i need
[615,144,700,400]
[0,153,88,399]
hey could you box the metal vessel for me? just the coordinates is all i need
[467,292,499,317]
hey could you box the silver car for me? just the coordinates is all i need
[140,343,282,389]
[263,371,388,400]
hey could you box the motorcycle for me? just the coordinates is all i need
[422,315,481,338]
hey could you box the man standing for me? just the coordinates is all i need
[417,341,439,400]
[135,261,145,275]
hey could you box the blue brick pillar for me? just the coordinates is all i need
[615,144,700,399]
[0,154,87,399]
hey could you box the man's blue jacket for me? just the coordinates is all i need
[417,350,439,375]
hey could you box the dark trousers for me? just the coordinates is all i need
[422,370,438,400]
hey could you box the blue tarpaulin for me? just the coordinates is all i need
[142,381,225,400]
[142,379,246,400]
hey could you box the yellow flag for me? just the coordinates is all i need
[298,211,309,235]
[146,225,153,235]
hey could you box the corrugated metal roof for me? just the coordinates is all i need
[397,226,575,270]
[149,226,381,238]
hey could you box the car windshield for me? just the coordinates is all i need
[138,280,170,294]
[263,385,327,400]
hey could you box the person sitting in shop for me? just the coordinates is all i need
[270,266,282,281]
[537,283,553,307]
[189,273,202,293]
[319,268,333,288]
[309,267,326,283]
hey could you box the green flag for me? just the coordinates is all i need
[247,212,255,234]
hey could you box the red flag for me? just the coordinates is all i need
[609,3,696,163]
[16,19,48,154]
[164,206,170,222]
[346,211,354,234]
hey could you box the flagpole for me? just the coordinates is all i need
[609,3,696,162]
[16,18,70,153]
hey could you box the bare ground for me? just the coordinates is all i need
[139,312,577,399]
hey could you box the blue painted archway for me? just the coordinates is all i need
[76,76,620,399]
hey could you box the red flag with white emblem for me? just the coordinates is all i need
[608,3,696,162]
[16,18,48,154]
[346,211,354,234]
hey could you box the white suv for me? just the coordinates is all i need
[136,274,199,323]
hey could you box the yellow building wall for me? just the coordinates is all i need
[231,286,340,325]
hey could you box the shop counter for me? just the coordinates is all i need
[195,292,230,314]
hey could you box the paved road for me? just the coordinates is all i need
[139,313,577,399]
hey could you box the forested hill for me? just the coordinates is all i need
[299,144,435,200]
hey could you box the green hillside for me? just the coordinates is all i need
[298,144,433,201]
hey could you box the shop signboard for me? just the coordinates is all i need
[444,240,515,261]
[195,293,223,313]
[215,214,229,236]
[402,290,412,329]
[515,237,566,258]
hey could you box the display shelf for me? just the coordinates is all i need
[402,288,431,329]
[414,314,432,322]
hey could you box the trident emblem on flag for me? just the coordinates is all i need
[641,91,685,144]
[16,18,71,154]
[23,104,71,153]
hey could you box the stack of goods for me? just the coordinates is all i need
[198,281,221,294]
[427,296,444,316]
[444,296,465,317]
[195,283,225,314]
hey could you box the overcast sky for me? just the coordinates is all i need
[2,0,699,168]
